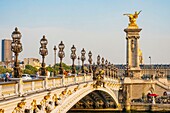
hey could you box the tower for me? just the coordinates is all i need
[1,39,13,62]
[124,11,142,78]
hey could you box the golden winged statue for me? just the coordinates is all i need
[124,10,142,28]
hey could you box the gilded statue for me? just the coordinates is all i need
[124,10,142,28]
[67,90,72,95]
[31,99,37,110]
[52,94,58,107]
[12,101,26,113]
[0,109,4,113]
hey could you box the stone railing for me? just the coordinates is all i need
[156,80,170,90]
[0,81,18,99]
[0,74,93,100]
[104,75,119,83]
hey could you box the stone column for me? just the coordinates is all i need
[124,28,142,78]
[124,84,131,111]
[39,76,48,89]
[9,78,23,96]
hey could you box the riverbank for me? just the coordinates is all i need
[68,104,170,113]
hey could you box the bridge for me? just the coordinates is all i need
[0,71,170,113]
[0,73,122,113]
[0,15,170,113]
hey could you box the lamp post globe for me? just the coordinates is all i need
[88,51,93,73]
[58,41,65,74]
[11,27,22,41]
[81,48,86,73]
[40,35,48,47]
[97,55,100,66]
[11,27,23,78]
[39,35,48,76]
[71,45,77,74]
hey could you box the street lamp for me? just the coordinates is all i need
[71,45,77,74]
[111,64,114,78]
[58,41,65,75]
[11,27,23,78]
[97,55,100,66]
[53,45,57,76]
[149,56,152,76]
[88,51,92,73]
[77,56,80,73]
[108,62,111,77]
[39,35,48,76]
[105,60,108,76]
[81,48,86,73]
[101,57,104,69]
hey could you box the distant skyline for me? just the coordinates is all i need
[0,0,170,65]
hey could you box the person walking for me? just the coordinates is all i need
[5,72,10,82]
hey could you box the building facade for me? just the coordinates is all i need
[1,39,12,62]
[115,64,170,79]
[24,58,41,69]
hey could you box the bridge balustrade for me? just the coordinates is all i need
[0,74,93,100]
[0,74,117,101]
[0,81,18,100]
[64,76,76,85]
[23,79,44,94]
[103,75,119,83]
[86,73,93,81]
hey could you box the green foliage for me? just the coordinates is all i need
[0,66,12,74]
[54,63,71,72]
[23,69,33,75]
[46,66,53,72]
[23,65,38,74]
[62,63,71,71]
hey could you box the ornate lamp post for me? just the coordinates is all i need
[53,45,57,76]
[111,64,114,78]
[58,41,65,74]
[81,48,86,73]
[39,35,48,76]
[77,56,80,73]
[149,56,152,76]
[97,55,100,66]
[88,51,92,73]
[105,60,108,76]
[101,57,104,69]
[108,62,111,77]
[71,45,77,74]
[11,27,23,78]
[115,68,118,78]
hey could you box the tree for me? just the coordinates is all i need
[53,63,71,73]
[0,66,12,74]
[23,65,38,74]
[46,66,53,72]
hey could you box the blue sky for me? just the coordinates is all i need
[0,0,170,65]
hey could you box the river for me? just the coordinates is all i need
[68,110,170,113]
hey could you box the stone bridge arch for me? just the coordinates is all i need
[52,85,119,113]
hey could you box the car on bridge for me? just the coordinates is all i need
[22,74,32,80]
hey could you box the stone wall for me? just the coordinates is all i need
[131,84,153,99]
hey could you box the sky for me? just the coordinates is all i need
[0,0,170,65]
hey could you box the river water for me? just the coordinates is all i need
[68,111,169,113]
